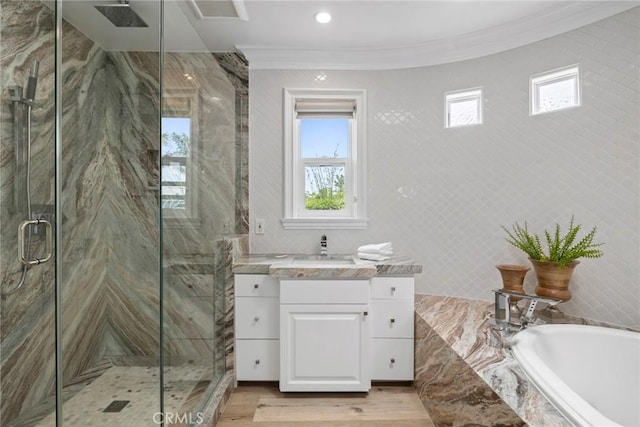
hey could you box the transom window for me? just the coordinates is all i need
[530,65,580,115]
[445,88,483,128]
[282,89,367,229]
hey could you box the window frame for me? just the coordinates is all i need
[282,88,368,230]
[444,87,483,128]
[530,65,581,116]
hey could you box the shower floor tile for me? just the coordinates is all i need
[36,365,209,427]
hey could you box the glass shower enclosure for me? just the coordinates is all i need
[1,0,243,425]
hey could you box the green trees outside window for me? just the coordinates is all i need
[304,165,345,210]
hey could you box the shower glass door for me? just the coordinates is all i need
[2,0,236,424]
[1,0,57,424]
[160,1,239,421]
[57,0,163,425]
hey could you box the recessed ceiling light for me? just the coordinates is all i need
[314,11,331,24]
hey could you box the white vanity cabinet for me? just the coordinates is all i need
[234,274,279,381]
[233,273,415,389]
[370,277,415,380]
[279,280,371,392]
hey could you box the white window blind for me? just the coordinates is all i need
[295,99,356,118]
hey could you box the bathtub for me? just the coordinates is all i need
[511,324,640,427]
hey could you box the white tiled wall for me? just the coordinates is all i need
[248,8,640,329]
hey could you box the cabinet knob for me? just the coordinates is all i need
[363,311,368,316]
[255,359,260,365]
[390,358,396,364]
[254,316,260,322]
[254,283,259,289]
[391,286,396,293]
[390,317,395,324]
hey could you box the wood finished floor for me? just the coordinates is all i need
[217,383,435,426]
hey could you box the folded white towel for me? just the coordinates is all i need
[357,242,393,254]
[358,252,391,261]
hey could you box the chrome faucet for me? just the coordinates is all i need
[491,288,561,333]
[320,235,327,256]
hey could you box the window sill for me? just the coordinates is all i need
[281,218,368,230]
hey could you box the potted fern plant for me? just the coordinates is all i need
[501,216,604,301]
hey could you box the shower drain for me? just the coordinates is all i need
[103,400,130,412]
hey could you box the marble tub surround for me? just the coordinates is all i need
[414,294,574,427]
[232,253,422,278]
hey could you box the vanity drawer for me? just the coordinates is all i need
[236,339,279,381]
[372,338,414,380]
[371,299,414,338]
[280,280,370,304]
[371,277,414,299]
[235,274,279,297]
[235,297,279,339]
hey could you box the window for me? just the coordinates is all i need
[445,88,482,128]
[530,65,580,115]
[282,89,367,229]
[162,117,189,209]
[162,90,199,221]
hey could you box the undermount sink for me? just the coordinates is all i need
[291,255,356,265]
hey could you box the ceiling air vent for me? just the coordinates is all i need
[188,0,248,20]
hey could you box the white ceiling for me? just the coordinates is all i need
[60,0,639,70]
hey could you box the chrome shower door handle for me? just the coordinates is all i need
[19,219,53,266]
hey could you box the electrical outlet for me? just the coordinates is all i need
[256,219,265,234]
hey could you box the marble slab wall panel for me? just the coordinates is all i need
[57,36,163,389]
[222,234,248,374]
[213,53,249,235]
[189,235,246,427]
[1,1,57,423]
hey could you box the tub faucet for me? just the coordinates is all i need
[320,235,327,256]
[492,289,561,332]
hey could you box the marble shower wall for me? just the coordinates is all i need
[1,0,248,422]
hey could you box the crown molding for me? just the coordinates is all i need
[238,2,638,70]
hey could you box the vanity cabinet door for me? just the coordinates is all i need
[280,304,371,392]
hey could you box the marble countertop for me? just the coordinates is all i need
[232,254,422,278]
[415,294,571,427]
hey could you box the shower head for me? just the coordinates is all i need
[95,0,148,28]
[25,60,40,103]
